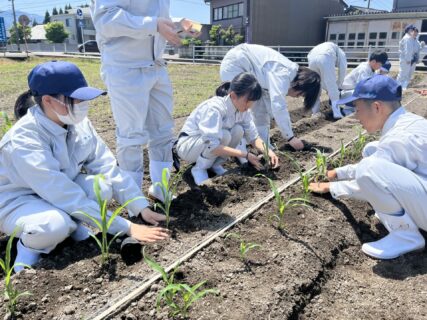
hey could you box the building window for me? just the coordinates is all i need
[213,3,244,21]
[379,32,387,39]
[391,32,399,39]
[337,42,345,47]
[357,41,364,48]
[338,33,345,40]
[358,33,365,40]
[368,41,376,46]
[329,34,337,41]
[347,41,355,47]
[369,32,377,39]
[378,41,386,46]
[348,33,356,40]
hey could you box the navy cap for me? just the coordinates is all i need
[28,61,106,100]
[380,60,391,72]
[404,24,416,34]
[337,75,402,107]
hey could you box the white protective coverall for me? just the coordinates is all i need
[220,43,298,145]
[0,106,149,254]
[397,34,418,90]
[307,42,347,118]
[91,0,174,197]
[177,95,259,170]
[330,107,427,259]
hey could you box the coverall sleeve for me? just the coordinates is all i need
[401,38,413,62]
[337,48,347,88]
[84,122,149,215]
[198,107,223,150]
[264,63,294,139]
[9,139,130,235]
[91,0,161,40]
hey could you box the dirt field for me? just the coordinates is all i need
[0,61,426,320]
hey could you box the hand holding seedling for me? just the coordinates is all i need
[140,207,167,226]
[129,223,169,243]
[268,149,280,169]
[157,18,181,46]
[289,137,304,151]
[327,170,337,181]
[309,182,330,194]
[247,152,263,170]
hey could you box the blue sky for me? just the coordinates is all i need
[5,0,393,24]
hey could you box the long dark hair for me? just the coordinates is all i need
[215,72,262,101]
[14,91,71,120]
[291,67,321,110]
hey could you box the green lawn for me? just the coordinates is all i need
[0,57,220,122]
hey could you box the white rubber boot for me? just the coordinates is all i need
[14,240,41,273]
[148,161,173,203]
[191,156,215,186]
[211,157,227,176]
[331,101,343,120]
[362,212,425,259]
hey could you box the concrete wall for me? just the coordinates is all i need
[249,0,345,46]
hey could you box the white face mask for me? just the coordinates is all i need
[53,98,90,125]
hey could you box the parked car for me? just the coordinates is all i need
[78,40,99,53]
[419,33,427,66]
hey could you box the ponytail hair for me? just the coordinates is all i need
[291,67,321,110]
[215,72,262,101]
[14,90,36,120]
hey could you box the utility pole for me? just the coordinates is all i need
[8,0,21,51]
[365,0,372,9]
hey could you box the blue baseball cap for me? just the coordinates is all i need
[337,75,402,107]
[28,61,106,100]
[380,60,391,73]
[404,24,416,34]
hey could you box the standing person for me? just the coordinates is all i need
[410,28,426,84]
[396,24,419,90]
[340,50,388,115]
[91,1,193,202]
[310,75,427,260]
[307,42,347,119]
[0,61,169,272]
[177,73,279,186]
[220,43,321,152]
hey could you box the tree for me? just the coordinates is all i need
[59,8,64,14]
[43,10,51,24]
[9,23,31,44]
[219,25,244,45]
[32,20,38,27]
[209,24,221,45]
[68,4,72,9]
[45,22,69,43]
[52,7,58,15]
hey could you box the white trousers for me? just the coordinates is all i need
[251,95,273,145]
[177,125,244,164]
[397,61,415,89]
[0,174,113,253]
[330,157,427,231]
[309,55,340,113]
[101,65,174,173]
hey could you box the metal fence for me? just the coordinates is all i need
[5,42,79,53]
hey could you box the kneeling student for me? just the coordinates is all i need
[0,61,169,272]
[177,73,279,186]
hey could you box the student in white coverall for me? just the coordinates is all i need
[91,0,191,202]
[307,42,347,119]
[340,50,388,115]
[0,61,168,272]
[310,75,427,260]
[378,60,391,75]
[220,44,321,152]
[177,73,279,186]
[397,24,420,90]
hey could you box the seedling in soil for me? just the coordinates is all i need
[0,228,31,316]
[349,129,367,161]
[258,174,309,231]
[0,112,12,137]
[300,171,311,201]
[261,140,271,171]
[225,233,261,263]
[314,148,328,182]
[143,248,219,318]
[154,167,185,229]
[332,140,347,168]
[75,174,141,265]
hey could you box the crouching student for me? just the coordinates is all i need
[309,75,427,260]
[378,60,391,75]
[0,61,169,272]
[176,73,280,186]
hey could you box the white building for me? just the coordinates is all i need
[51,7,95,45]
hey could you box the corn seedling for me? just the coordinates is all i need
[0,112,12,137]
[225,233,261,262]
[332,140,347,168]
[350,129,367,161]
[261,140,271,171]
[314,148,328,182]
[154,167,185,229]
[144,248,218,318]
[0,228,31,316]
[74,174,141,265]
[258,174,309,230]
[300,171,311,201]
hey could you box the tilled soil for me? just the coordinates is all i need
[0,77,426,320]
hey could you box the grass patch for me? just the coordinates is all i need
[0,57,220,124]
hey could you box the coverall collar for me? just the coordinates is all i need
[382,106,405,135]
[34,105,69,136]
